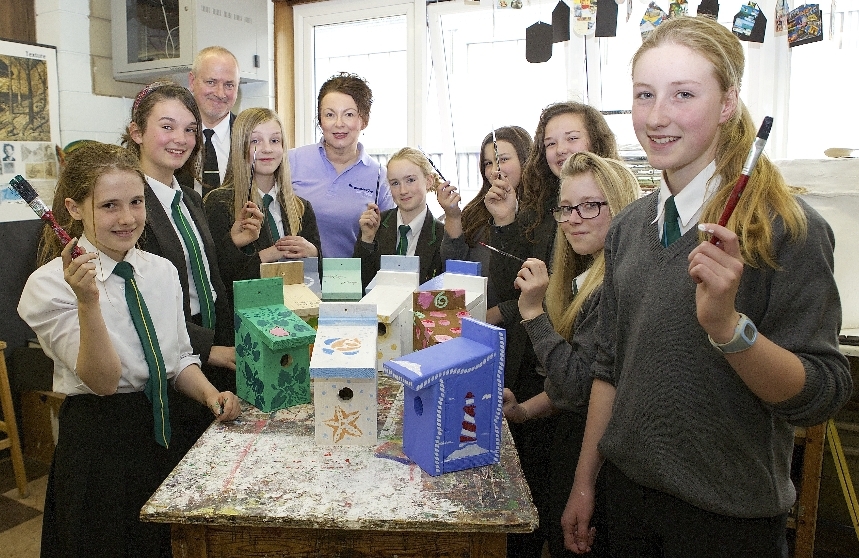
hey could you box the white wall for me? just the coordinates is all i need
[34,0,275,149]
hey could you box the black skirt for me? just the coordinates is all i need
[41,391,171,558]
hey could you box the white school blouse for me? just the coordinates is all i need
[18,236,200,396]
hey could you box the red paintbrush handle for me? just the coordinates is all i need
[709,174,750,245]
[41,210,85,258]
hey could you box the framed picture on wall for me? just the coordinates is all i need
[0,39,60,223]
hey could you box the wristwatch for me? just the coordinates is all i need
[709,313,758,354]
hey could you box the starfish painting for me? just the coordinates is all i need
[324,406,364,443]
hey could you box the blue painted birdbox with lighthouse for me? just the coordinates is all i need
[383,318,505,476]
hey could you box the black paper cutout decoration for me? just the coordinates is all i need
[553,1,571,43]
[596,0,619,37]
[526,21,554,63]
[697,0,720,17]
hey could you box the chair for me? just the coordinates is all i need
[789,423,826,558]
[0,340,29,498]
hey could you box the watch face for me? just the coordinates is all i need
[742,322,756,339]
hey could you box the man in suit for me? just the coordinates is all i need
[186,46,240,197]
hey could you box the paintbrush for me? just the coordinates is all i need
[491,129,501,179]
[248,146,257,203]
[417,145,447,183]
[479,242,525,264]
[9,175,85,258]
[709,116,773,245]
[374,165,381,206]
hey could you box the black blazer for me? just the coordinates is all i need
[352,207,444,290]
[138,181,233,364]
[202,185,323,308]
[176,112,236,195]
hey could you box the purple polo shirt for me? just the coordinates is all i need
[289,141,395,258]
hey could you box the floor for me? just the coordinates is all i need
[0,456,48,558]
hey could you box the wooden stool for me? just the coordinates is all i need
[790,423,826,558]
[0,341,29,498]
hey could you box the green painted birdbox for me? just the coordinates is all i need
[234,277,316,412]
[321,258,363,301]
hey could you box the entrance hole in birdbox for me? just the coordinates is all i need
[280,353,293,367]
[378,322,387,337]
[338,387,354,401]
[414,396,424,416]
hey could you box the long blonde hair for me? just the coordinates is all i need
[632,16,806,267]
[220,108,304,236]
[545,153,639,340]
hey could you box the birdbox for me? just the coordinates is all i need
[420,260,488,322]
[413,289,470,350]
[310,303,378,446]
[234,277,317,412]
[260,260,321,329]
[360,269,419,371]
[321,258,363,301]
[383,318,505,476]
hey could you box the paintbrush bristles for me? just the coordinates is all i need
[9,175,39,203]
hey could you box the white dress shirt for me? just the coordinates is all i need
[396,206,428,257]
[652,160,721,239]
[18,236,199,396]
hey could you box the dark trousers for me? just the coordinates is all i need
[507,356,555,558]
[602,460,789,558]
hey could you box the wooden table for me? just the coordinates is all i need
[141,376,537,558]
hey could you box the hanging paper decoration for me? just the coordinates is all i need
[553,1,571,43]
[669,0,689,18]
[628,0,634,22]
[596,0,620,36]
[775,0,790,33]
[526,21,554,62]
[641,2,668,40]
[573,0,598,37]
[496,0,524,8]
[787,4,823,47]
[733,2,767,42]
[697,0,720,17]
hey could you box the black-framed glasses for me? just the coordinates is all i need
[551,201,609,223]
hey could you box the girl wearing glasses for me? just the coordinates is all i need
[503,152,639,558]
[484,102,619,558]
[563,16,851,557]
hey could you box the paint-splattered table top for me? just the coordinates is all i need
[141,375,538,534]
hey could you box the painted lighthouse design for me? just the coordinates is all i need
[383,318,505,476]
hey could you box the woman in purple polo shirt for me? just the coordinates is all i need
[288,72,395,258]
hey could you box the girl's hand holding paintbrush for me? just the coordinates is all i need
[484,170,517,227]
[62,238,99,305]
[688,222,745,344]
[515,258,549,320]
[230,201,264,249]
[358,203,382,243]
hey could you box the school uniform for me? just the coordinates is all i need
[202,183,323,307]
[485,198,557,558]
[593,164,852,557]
[138,175,233,470]
[18,237,196,558]
[352,206,444,290]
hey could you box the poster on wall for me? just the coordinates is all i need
[0,39,61,223]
